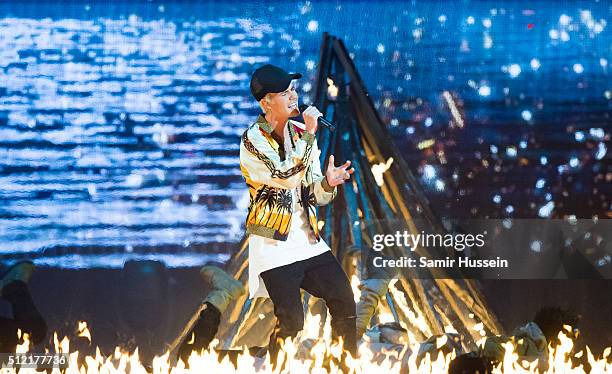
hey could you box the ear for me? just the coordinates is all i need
[259,95,272,112]
[258,99,268,113]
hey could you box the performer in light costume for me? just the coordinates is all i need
[240,64,356,359]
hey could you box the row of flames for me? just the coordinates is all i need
[3,278,609,373]
[5,317,611,373]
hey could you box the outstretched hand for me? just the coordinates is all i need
[325,155,355,187]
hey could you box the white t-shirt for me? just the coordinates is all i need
[248,124,331,298]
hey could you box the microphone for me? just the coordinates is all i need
[298,104,336,132]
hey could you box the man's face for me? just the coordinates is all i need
[262,81,299,117]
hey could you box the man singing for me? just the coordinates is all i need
[240,64,356,358]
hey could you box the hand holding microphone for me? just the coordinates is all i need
[298,104,336,132]
[299,105,323,134]
[296,105,349,186]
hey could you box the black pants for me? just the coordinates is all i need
[260,251,356,359]
[177,302,221,364]
[177,303,264,366]
[0,281,47,352]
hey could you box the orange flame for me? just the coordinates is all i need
[4,321,611,373]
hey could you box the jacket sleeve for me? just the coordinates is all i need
[308,140,337,206]
[240,126,316,190]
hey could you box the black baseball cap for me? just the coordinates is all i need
[250,64,302,101]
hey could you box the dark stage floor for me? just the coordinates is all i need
[2,267,610,361]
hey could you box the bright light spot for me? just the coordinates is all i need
[438,15,447,23]
[126,174,143,187]
[327,78,338,98]
[490,145,498,154]
[478,85,491,97]
[601,58,608,68]
[521,110,532,121]
[530,58,541,70]
[595,142,607,160]
[540,156,548,165]
[307,20,318,32]
[505,205,514,214]
[508,64,521,78]
[435,179,445,191]
[575,131,584,141]
[569,157,579,167]
[538,201,555,218]
[560,31,570,42]
[442,90,465,129]
[153,130,169,145]
[318,220,325,230]
[493,194,501,203]
[549,29,559,39]
[424,117,433,127]
[545,193,552,201]
[371,158,394,186]
[390,118,399,127]
[87,184,97,196]
[413,29,423,39]
[580,10,592,23]
[559,14,572,26]
[597,256,611,267]
[519,140,528,149]
[506,146,517,157]
[302,82,312,93]
[467,16,475,25]
[589,128,605,139]
[423,164,436,179]
[305,59,315,70]
[377,43,385,54]
[573,63,584,74]
[406,126,415,134]
[482,18,492,28]
[594,23,604,33]
[605,91,612,100]
[530,241,542,253]
[483,34,493,49]
[586,20,596,30]
[536,179,546,189]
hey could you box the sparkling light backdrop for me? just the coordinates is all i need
[0,1,609,267]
